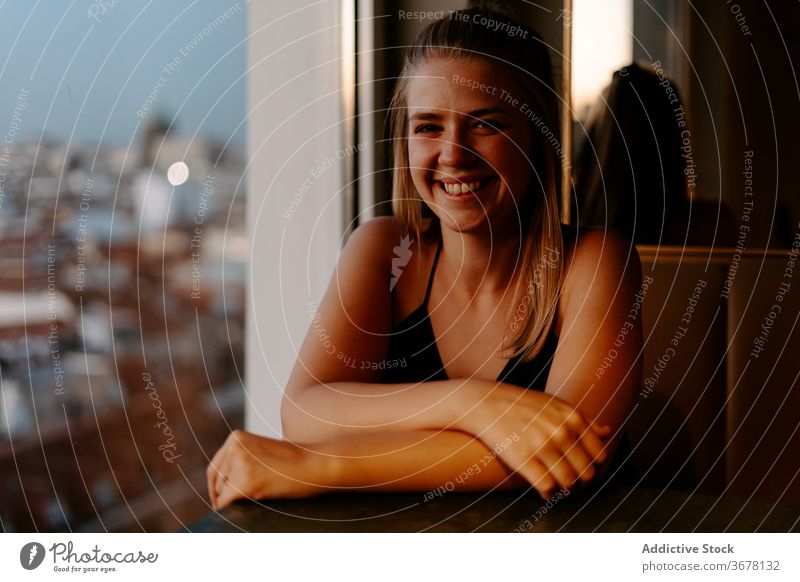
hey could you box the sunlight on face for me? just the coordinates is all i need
[405,57,536,235]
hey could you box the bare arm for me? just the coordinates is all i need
[543,228,644,460]
[280,217,411,442]
[209,427,532,509]
[313,429,529,493]
[212,373,612,508]
[284,378,477,443]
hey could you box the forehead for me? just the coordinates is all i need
[406,57,524,113]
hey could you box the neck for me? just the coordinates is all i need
[438,227,524,300]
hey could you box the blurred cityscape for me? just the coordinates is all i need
[0,120,246,531]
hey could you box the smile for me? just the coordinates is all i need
[435,177,495,199]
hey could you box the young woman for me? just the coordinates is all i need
[208,7,643,510]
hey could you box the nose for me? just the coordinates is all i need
[437,129,477,167]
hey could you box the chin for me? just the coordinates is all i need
[436,211,492,235]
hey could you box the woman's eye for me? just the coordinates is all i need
[413,124,440,134]
[474,119,505,132]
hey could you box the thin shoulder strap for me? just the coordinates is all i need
[423,238,443,307]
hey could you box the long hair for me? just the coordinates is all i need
[388,6,565,362]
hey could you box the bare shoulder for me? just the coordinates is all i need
[562,226,640,271]
[343,216,405,264]
[341,216,436,310]
[560,226,643,309]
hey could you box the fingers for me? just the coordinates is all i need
[509,441,580,498]
[563,410,611,464]
[498,427,580,494]
[207,444,228,509]
[211,448,252,511]
[536,445,578,491]
[514,457,557,498]
[577,427,609,465]
[215,474,246,511]
[214,455,233,506]
[206,467,217,509]
[208,456,230,510]
[558,437,596,483]
[590,422,614,439]
[523,416,611,493]
[208,430,285,509]
[592,422,613,435]
[207,430,247,510]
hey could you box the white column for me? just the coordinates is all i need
[245,1,344,437]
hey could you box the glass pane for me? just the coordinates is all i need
[0,0,246,532]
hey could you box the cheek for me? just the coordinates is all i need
[407,138,436,188]
[408,136,435,166]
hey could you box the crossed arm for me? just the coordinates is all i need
[207,220,643,509]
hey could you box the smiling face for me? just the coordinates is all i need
[405,56,536,235]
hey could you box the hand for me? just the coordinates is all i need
[207,430,334,510]
[455,383,612,498]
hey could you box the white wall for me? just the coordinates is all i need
[245,1,344,437]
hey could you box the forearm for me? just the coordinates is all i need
[309,428,529,494]
[282,379,489,443]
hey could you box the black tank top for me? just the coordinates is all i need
[382,239,559,389]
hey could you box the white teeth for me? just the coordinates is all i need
[441,180,483,194]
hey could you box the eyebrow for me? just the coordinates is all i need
[409,107,511,122]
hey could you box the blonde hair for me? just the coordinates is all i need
[389,6,565,363]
